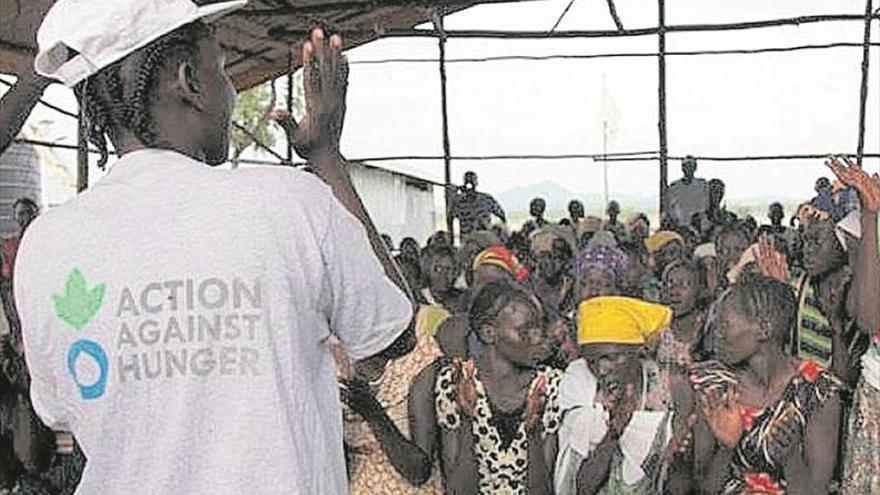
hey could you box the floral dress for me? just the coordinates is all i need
[690,360,843,495]
[343,333,444,495]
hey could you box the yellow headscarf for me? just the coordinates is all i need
[577,296,672,345]
[644,230,684,254]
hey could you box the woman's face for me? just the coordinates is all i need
[662,264,699,315]
[581,343,643,396]
[802,220,846,277]
[715,295,761,366]
[489,298,553,368]
[577,267,619,302]
[426,254,458,293]
[717,232,750,275]
[655,240,684,274]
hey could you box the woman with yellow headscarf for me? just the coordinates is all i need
[555,296,676,495]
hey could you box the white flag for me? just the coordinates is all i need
[600,73,621,145]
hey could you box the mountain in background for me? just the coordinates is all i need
[495,181,803,226]
[496,181,656,217]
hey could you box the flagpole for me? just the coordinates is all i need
[603,121,609,208]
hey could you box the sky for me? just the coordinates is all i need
[3,0,879,217]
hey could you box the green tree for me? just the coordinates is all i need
[230,81,275,166]
[230,72,305,166]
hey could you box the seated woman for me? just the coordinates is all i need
[573,245,628,303]
[346,280,561,494]
[434,245,530,359]
[339,326,443,495]
[658,260,709,370]
[554,296,679,495]
[687,277,843,495]
[529,227,578,317]
[550,244,630,367]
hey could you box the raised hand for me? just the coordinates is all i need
[269,27,349,160]
[454,359,478,417]
[756,234,789,283]
[602,380,638,436]
[699,389,743,448]
[825,155,880,213]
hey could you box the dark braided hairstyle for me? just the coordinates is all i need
[12,197,39,213]
[420,242,457,273]
[73,21,212,169]
[724,276,798,347]
[468,280,539,342]
[714,219,753,247]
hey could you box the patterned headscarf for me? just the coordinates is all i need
[573,244,628,283]
[472,245,530,282]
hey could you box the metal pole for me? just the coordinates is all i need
[658,0,669,219]
[76,106,88,192]
[436,12,454,238]
[856,0,874,167]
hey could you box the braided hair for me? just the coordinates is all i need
[724,276,797,346]
[73,21,211,169]
[12,197,39,213]
[468,280,539,342]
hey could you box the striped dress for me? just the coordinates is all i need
[795,274,834,369]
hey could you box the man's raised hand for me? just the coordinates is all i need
[269,27,349,160]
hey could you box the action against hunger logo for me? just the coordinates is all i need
[52,270,264,401]
[53,268,109,400]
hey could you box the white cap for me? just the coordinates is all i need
[35,0,247,87]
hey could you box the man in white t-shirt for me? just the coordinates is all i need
[14,1,415,494]
[667,156,709,228]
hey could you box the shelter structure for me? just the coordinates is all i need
[1,0,877,224]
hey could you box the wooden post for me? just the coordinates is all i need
[286,52,294,165]
[856,0,874,167]
[76,106,88,192]
[436,12,454,239]
[657,0,669,219]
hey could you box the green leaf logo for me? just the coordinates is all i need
[52,268,106,331]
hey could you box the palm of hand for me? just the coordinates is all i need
[705,405,742,448]
[756,235,789,283]
[700,390,743,448]
[268,29,349,159]
[825,156,880,212]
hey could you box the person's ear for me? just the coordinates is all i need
[176,60,204,111]
[757,321,772,342]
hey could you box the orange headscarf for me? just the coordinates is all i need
[472,245,530,282]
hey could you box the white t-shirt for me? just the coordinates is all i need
[14,149,412,495]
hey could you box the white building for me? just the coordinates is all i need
[0,134,438,247]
